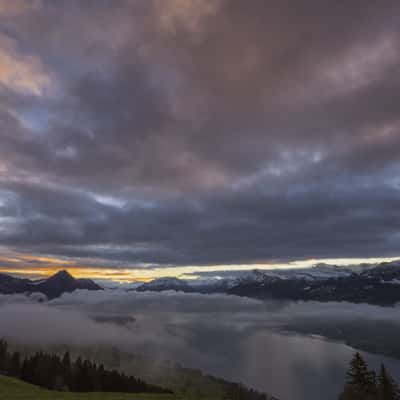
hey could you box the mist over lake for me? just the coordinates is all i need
[1,290,400,400]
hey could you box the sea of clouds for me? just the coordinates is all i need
[2,289,400,400]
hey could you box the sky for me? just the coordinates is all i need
[0,0,400,281]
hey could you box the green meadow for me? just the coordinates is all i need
[0,375,178,400]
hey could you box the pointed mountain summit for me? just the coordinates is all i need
[46,269,75,283]
[33,270,102,299]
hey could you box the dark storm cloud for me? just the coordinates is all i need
[1,179,400,266]
[0,0,400,267]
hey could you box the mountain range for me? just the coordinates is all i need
[136,261,400,306]
[0,270,102,299]
[3,261,400,305]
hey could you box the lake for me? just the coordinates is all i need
[2,290,400,400]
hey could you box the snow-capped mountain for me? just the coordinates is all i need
[135,260,400,305]
[232,264,355,285]
[359,261,400,280]
[136,264,360,294]
[229,261,400,306]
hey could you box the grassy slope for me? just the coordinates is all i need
[0,375,178,400]
[9,345,232,400]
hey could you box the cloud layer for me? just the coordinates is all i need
[2,290,400,400]
[0,0,400,269]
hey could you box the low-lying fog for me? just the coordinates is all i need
[1,290,400,400]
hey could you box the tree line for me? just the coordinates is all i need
[0,340,171,394]
[224,383,270,400]
[340,352,400,400]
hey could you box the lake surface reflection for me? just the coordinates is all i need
[124,297,400,400]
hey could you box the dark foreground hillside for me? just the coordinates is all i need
[1,342,274,400]
[0,375,176,400]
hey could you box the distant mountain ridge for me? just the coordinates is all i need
[136,277,190,292]
[4,262,400,305]
[227,263,400,305]
[0,270,102,299]
[135,276,234,294]
[136,261,400,306]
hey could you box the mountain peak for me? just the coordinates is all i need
[50,270,74,280]
[34,269,102,299]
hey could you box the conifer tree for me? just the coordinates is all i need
[62,351,72,389]
[0,339,171,394]
[0,340,8,372]
[339,352,377,400]
[378,364,400,400]
[8,352,21,377]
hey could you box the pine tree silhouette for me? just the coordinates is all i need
[378,364,400,400]
[62,351,72,390]
[0,340,8,373]
[340,352,377,400]
[8,352,21,377]
[0,339,171,394]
